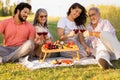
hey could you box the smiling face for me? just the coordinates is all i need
[70,7,82,20]
[88,9,100,25]
[18,8,30,22]
[38,12,47,26]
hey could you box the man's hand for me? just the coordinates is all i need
[83,31,100,38]
[86,47,91,56]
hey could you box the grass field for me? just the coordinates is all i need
[0,5,120,80]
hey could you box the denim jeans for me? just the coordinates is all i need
[0,40,34,63]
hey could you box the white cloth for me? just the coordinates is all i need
[19,56,97,70]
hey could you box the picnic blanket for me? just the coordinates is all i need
[19,56,97,70]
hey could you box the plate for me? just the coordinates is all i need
[61,59,73,64]
[51,59,74,66]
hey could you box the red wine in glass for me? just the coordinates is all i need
[73,29,79,34]
[37,32,43,36]
[80,29,86,33]
[43,32,48,35]
[79,25,86,33]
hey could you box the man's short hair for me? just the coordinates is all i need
[89,7,100,13]
[14,2,31,14]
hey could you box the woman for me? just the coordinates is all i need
[33,8,53,58]
[83,7,120,70]
[57,3,90,58]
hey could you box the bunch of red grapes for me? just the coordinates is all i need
[44,42,58,49]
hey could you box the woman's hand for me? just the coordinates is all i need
[67,30,77,38]
[83,30,91,37]
[34,35,45,45]
[44,35,52,43]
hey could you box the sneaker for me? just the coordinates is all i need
[118,58,120,60]
[98,58,114,70]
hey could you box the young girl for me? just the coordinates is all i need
[57,3,90,58]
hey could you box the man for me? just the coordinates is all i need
[0,2,35,63]
[83,7,120,70]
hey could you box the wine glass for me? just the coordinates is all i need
[36,27,45,45]
[79,25,86,33]
[73,29,79,34]
[43,29,48,36]
[37,27,44,36]
[42,28,49,43]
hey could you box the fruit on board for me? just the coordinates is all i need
[61,59,73,64]
[52,59,73,65]
[44,40,77,49]
[44,42,58,49]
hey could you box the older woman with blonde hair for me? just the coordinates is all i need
[33,8,53,58]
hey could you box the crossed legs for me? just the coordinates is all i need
[1,40,34,63]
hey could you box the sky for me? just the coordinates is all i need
[3,0,120,17]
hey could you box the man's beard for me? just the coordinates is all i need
[18,13,27,22]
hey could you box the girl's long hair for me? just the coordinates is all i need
[67,3,87,26]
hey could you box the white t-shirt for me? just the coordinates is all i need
[57,17,78,41]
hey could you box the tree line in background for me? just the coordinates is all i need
[97,5,120,21]
[0,2,15,16]
[0,0,31,16]
[0,0,120,20]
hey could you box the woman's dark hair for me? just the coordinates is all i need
[67,3,87,26]
[33,8,48,28]
[14,2,31,14]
